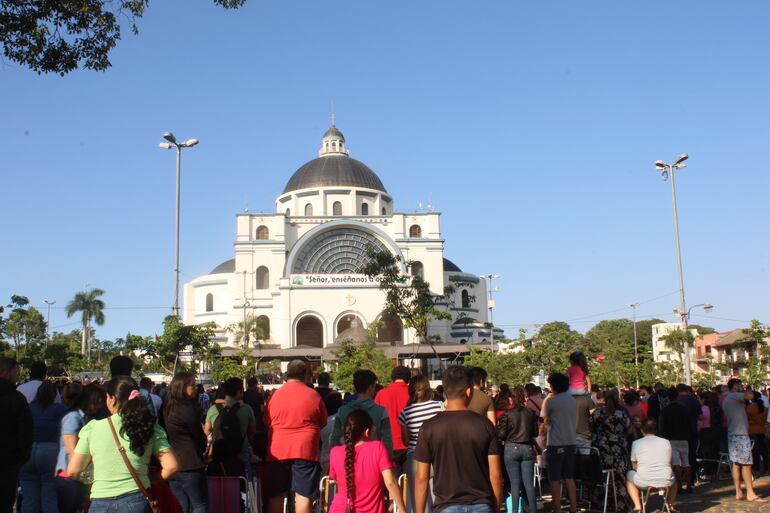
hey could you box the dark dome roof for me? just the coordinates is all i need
[210,258,234,274]
[443,258,462,272]
[283,155,387,194]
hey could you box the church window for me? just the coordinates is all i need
[381,207,386,215]
[256,266,270,289]
[361,203,369,216]
[411,261,424,279]
[332,201,342,216]
[285,208,291,216]
[409,224,422,238]
[256,225,269,240]
[304,203,313,216]
[461,289,471,308]
[257,315,270,340]
[205,293,214,312]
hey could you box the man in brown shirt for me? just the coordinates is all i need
[467,367,495,424]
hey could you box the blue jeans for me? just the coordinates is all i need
[89,492,150,513]
[441,504,493,513]
[19,442,59,513]
[503,443,537,513]
[169,468,208,513]
[406,451,435,513]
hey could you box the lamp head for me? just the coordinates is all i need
[182,138,199,147]
[158,142,173,149]
[674,153,688,166]
[163,131,177,144]
[703,304,714,312]
[655,160,667,171]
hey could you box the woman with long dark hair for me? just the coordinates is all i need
[497,386,538,513]
[55,381,89,513]
[590,390,632,512]
[163,372,207,513]
[19,380,68,513]
[68,376,178,513]
[567,350,591,395]
[328,410,406,513]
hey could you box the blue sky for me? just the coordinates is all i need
[1,1,768,340]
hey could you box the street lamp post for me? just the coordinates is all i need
[629,302,639,388]
[159,132,199,317]
[485,274,501,352]
[655,153,694,384]
[43,299,56,345]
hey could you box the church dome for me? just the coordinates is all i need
[282,125,387,194]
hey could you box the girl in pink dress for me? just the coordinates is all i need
[329,410,407,513]
[566,350,591,396]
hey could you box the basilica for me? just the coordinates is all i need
[183,125,501,370]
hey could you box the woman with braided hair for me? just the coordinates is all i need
[329,410,407,513]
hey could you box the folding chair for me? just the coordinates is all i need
[397,474,408,513]
[695,440,730,481]
[588,448,617,513]
[318,476,337,513]
[640,486,672,513]
[208,476,249,513]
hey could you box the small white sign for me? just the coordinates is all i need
[290,274,384,288]
[179,351,194,363]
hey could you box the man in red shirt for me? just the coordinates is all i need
[374,365,411,477]
[265,360,328,513]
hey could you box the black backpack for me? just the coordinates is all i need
[212,403,244,461]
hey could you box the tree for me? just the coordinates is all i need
[584,319,640,387]
[65,288,106,357]
[362,248,451,363]
[744,356,767,389]
[225,314,268,348]
[2,295,46,357]
[330,326,393,394]
[745,319,769,350]
[207,346,257,383]
[1,0,247,75]
[464,347,536,386]
[662,329,694,360]
[131,315,215,375]
[527,321,583,375]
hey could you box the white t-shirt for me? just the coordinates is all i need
[631,435,674,486]
[17,380,61,404]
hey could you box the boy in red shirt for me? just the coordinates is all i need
[374,366,411,477]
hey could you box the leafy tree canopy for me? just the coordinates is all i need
[130,315,215,375]
[330,325,393,393]
[1,0,247,75]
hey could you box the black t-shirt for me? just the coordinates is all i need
[414,410,500,512]
[660,401,692,441]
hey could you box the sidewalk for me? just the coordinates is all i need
[672,476,770,513]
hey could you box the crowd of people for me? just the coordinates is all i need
[3,350,770,513]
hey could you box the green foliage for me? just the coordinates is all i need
[464,347,536,386]
[362,248,451,362]
[692,371,718,389]
[226,314,269,347]
[3,297,46,357]
[0,0,246,75]
[652,361,684,386]
[134,315,215,375]
[207,347,257,383]
[743,356,767,389]
[746,319,770,348]
[65,288,106,356]
[689,324,716,335]
[329,327,394,393]
[662,329,694,358]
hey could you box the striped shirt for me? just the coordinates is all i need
[398,400,445,451]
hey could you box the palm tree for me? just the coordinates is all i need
[65,288,106,357]
[226,314,268,348]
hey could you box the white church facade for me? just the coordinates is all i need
[182,125,502,367]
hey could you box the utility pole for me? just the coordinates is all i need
[486,274,501,352]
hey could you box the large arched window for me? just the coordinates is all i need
[304,203,313,216]
[361,203,369,216]
[256,315,270,340]
[381,207,386,215]
[461,289,471,308]
[256,266,270,289]
[256,225,269,240]
[296,315,323,348]
[332,201,342,216]
[409,224,422,238]
[411,261,424,279]
[205,293,214,312]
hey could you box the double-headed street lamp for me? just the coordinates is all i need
[629,303,640,388]
[655,153,697,384]
[159,132,199,317]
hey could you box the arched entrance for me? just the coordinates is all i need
[377,313,403,345]
[336,314,364,336]
[296,315,324,348]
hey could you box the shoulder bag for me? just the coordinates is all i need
[107,417,161,513]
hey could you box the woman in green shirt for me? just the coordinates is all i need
[68,376,179,513]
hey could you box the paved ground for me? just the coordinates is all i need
[539,476,770,513]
